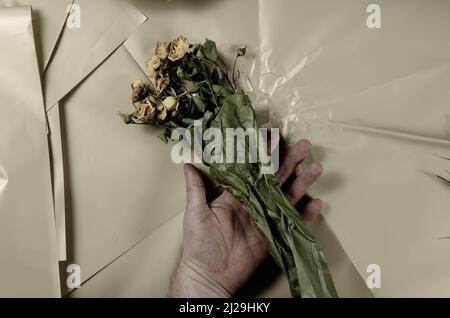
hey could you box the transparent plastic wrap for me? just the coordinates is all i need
[260,0,450,297]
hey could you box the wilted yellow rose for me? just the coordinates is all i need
[155,41,168,60]
[155,75,170,96]
[131,79,143,89]
[146,54,161,78]
[137,99,156,123]
[168,35,189,61]
[130,79,149,103]
[162,96,179,111]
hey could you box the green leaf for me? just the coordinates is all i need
[176,67,185,80]
[201,39,219,63]
[158,132,169,144]
[193,95,206,113]
[118,111,135,124]
[209,92,338,298]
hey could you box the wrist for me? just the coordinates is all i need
[169,258,232,298]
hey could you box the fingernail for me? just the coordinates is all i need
[300,139,312,151]
[311,163,322,175]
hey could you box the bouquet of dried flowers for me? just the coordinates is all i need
[120,36,337,297]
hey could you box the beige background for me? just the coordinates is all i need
[1,0,449,297]
[0,6,59,297]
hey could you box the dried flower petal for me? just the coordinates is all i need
[168,35,189,61]
[155,75,170,96]
[155,41,168,60]
[162,96,179,111]
[130,79,150,103]
[146,54,161,78]
[156,102,164,112]
[136,98,156,123]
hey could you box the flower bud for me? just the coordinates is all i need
[162,96,179,111]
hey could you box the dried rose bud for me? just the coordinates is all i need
[155,75,170,96]
[156,102,164,112]
[136,99,156,123]
[162,96,179,112]
[146,54,161,78]
[156,109,168,123]
[130,80,150,103]
[155,41,168,61]
[168,35,189,61]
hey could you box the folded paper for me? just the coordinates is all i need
[47,104,67,261]
[0,6,59,297]
[58,46,186,291]
[44,0,147,110]
[0,0,73,69]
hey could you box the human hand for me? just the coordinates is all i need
[169,139,324,297]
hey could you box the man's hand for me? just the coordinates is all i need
[169,139,323,297]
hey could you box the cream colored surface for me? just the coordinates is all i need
[43,0,147,264]
[260,0,450,141]
[2,0,448,298]
[48,104,67,261]
[0,0,73,69]
[70,213,184,297]
[44,0,147,110]
[70,213,372,298]
[262,0,450,296]
[59,46,186,291]
[0,6,59,297]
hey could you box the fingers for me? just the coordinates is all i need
[285,163,322,205]
[183,164,208,211]
[275,139,311,185]
[275,139,323,224]
[301,199,322,224]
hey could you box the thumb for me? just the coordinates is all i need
[183,164,207,211]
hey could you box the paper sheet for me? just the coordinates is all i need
[58,46,187,292]
[44,0,147,110]
[43,0,147,264]
[69,212,373,298]
[0,0,73,69]
[48,104,67,261]
[0,6,59,297]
